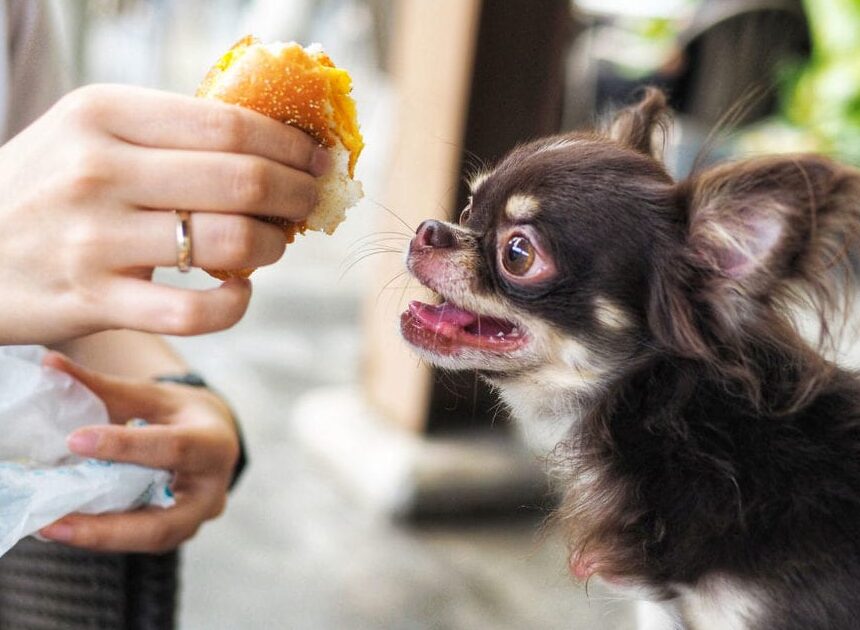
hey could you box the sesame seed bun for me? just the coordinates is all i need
[197,36,364,279]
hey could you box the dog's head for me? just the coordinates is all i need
[401,88,860,417]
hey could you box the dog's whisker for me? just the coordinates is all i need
[343,239,409,257]
[342,239,409,260]
[365,198,416,233]
[345,232,412,252]
[376,271,409,304]
[347,230,413,245]
[338,251,401,276]
[338,248,403,279]
[341,242,406,260]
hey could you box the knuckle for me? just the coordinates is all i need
[102,431,131,459]
[231,158,271,209]
[224,438,241,472]
[57,85,111,127]
[167,434,192,464]
[162,295,206,335]
[296,175,318,214]
[214,216,257,267]
[282,131,312,168]
[65,147,112,199]
[148,522,176,552]
[206,106,246,152]
[183,524,202,546]
[224,286,251,323]
[73,524,105,549]
[63,220,111,279]
[209,496,227,520]
[65,216,101,251]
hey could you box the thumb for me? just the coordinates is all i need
[43,352,172,423]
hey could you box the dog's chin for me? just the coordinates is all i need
[399,299,531,372]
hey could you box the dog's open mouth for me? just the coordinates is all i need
[400,300,528,356]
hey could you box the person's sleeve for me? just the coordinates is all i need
[3,0,72,140]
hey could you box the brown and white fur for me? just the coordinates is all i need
[399,89,860,629]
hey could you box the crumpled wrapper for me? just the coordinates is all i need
[0,346,174,556]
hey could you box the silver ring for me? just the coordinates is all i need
[175,211,192,273]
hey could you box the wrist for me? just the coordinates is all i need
[154,372,247,489]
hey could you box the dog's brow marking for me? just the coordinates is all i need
[469,170,491,193]
[593,296,631,331]
[505,194,541,222]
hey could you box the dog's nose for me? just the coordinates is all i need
[415,220,456,249]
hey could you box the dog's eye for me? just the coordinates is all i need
[459,206,472,225]
[503,235,535,275]
[496,226,556,284]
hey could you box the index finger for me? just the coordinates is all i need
[67,424,235,473]
[72,85,330,177]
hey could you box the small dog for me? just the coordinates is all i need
[400,88,860,629]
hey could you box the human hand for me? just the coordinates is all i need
[38,352,240,553]
[0,84,329,345]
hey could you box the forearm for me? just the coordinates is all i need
[50,330,188,378]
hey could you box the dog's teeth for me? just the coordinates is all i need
[496,331,505,338]
[509,328,520,337]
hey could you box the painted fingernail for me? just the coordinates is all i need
[67,430,100,456]
[310,147,331,177]
[40,524,74,542]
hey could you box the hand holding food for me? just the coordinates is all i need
[0,83,325,344]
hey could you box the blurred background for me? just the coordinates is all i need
[29,0,860,628]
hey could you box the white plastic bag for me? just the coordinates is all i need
[0,346,174,556]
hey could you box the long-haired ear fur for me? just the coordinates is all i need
[688,155,860,325]
[604,87,670,159]
[649,154,860,404]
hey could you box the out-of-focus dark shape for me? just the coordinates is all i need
[564,0,810,147]
[672,0,808,127]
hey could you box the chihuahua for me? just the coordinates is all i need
[400,89,860,629]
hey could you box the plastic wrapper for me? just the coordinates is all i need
[0,346,174,556]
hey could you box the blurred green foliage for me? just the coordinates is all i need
[784,0,860,163]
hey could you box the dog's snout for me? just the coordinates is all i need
[415,220,456,249]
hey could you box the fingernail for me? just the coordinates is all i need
[310,147,331,177]
[40,523,74,542]
[68,430,100,456]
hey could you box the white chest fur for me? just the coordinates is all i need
[677,577,763,630]
[495,370,591,452]
[631,578,763,630]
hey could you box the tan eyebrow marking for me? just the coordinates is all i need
[504,194,541,222]
[469,170,491,193]
[593,296,631,331]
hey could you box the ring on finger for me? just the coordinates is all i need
[175,210,192,273]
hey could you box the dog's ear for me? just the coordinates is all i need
[649,155,860,357]
[605,87,670,159]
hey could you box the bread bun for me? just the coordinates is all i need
[197,36,364,279]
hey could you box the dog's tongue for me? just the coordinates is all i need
[408,301,477,331]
